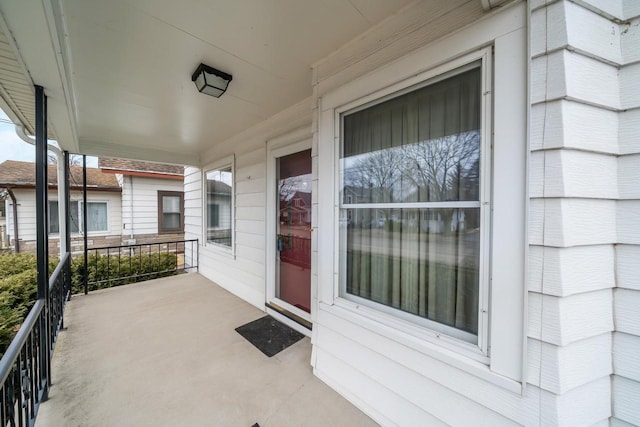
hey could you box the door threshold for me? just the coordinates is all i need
[266,302,312,335]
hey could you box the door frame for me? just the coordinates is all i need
[266,127,313,336]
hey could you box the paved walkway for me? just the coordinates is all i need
[36,273,377,427]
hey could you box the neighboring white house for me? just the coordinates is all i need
[0,0,638,425]
[0,160,122,254]
[0,158,185,254]
[98,157,185,245]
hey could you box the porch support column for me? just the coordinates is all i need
[83,154,88,295]
[35,84,51,391]
[64,151,72,303]
[64,151,71,255]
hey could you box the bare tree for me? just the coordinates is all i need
[344,148,404,203]
[48,153,83,166]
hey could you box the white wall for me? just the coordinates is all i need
[5,189,122,241]
[530,0,640,425]
[121,175,184,237]
[184,99,312,309]
[182,0,639,424]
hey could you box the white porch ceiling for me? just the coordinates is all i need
[0,0,414,165]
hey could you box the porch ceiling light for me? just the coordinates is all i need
[191,63,233,98]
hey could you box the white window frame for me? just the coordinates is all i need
[202,155,235,256]
[317,15,527,390]
[81,200,109,234]
[337,50,492,361]
[48,199,110,236]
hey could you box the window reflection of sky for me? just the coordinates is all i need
[342,130,480,203]
[206,167,232,187]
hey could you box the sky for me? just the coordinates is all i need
[0,109,98,167]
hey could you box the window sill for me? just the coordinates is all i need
[318,301,523,395]
[203,242,235,259]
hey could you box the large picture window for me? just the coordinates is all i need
[339,63,487,345]
[205,165,233,247]
[48,200,107,234]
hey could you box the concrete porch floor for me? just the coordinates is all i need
[36,273,377,427]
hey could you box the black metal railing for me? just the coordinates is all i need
[84,239,198,292]
[0,252,71,427]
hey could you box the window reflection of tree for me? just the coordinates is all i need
[343,130,480,233]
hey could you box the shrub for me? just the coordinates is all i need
[0,269,37,356]
[70,251,178,294]
[1,250,179,357]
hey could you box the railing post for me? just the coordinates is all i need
[35,85,51,395]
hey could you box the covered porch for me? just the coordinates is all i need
[36,272,375,426]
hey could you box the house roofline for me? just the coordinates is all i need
[0,184,122,192]
[100,168,183,180]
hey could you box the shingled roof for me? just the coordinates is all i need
[0,160,121,191]
[99,157,183,178]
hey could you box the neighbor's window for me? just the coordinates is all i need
[48,200,106,234]
[158,191,184,233]
[339,63,485,344]
[205,166,233,247]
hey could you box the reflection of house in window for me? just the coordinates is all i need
[280,191,311,226]
[206,175,232,246]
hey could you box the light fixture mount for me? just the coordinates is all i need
[191,63,233,98]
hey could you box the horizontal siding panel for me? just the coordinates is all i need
[235,231,265,250]
[616,245,640,291]
[236,148,266,169]
[316,308,540,425]
[528,245,544,293]
[553,376,611,426]
[235,163,265,182]
[529,198,545,246]
[315,348,445,427]
[529,151,544,197]
[564,50,620,108]
[614,332,640,382]
[542,199,616,247]
[236,177,265,194]
[235,192,265,208]
[614,288,640,336]
[235,244,264,265]
[235,220,265,236]
[622,16,640,63]
[625,1,640,19]
[532,50,620,109]
[528,289,613,345]
[617,201,640,244]
[316,326,518,426]
[620,62,640,109]
[611,417,637,427]
[564,1,622,64]
[527,245,615,296]
[533,2,622,64]
[619,110,640,154]
[613,376,640,426]
[235,206,265,221]
[527,333,612,394]
[619,154,640,198]
[544,150,617,198]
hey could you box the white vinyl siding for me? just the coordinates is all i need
[121,175,184,237]
[6,189,121,241]
[530,1,640,425]
[179,1,640,425]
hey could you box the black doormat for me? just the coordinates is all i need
[235,315,304,357]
